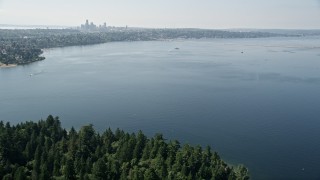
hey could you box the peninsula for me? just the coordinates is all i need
[0,27,297,66]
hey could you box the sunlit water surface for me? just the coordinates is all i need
[1,37,320,179]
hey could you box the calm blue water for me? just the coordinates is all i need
[1,37,320,179]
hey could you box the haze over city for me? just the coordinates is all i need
[2,0,320,179]
[0,0,320,29]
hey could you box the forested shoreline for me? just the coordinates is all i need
[0,115,249,179]
[0,28,288,66]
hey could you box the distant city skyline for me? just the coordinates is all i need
[0,0,320,29]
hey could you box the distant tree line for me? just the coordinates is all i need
[0,28,290,66]
[0,115,249,180]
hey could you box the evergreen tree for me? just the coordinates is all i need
[2,174,12,180]
[133,130,146,160]
[144,168,158,180]
[85,157,93,174]
[234,165,250,180]
[102,128,114,154]
[92,158,107,180]
[53,158,61,176]
[63,159,76,180]
[78,125,96,158]
[39,163,50,180]
[32,146,41,180]
[14,167,26,180]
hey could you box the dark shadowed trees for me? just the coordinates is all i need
[0,115,249,179]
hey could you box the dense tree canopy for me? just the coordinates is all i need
[0,115,249,179]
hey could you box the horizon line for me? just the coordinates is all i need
[1,24,320,31]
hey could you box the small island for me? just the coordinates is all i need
[0,115,249,179]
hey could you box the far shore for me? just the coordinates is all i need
[0,63,17,68]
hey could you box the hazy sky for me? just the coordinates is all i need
[0,0,319,29]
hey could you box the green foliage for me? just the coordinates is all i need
[13,167,26,180]
[0,115,249,180]
[92,158,107,179]
[63,159,76,180]
[234,165,250,180]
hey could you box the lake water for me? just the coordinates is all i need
[1,37,320,179]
